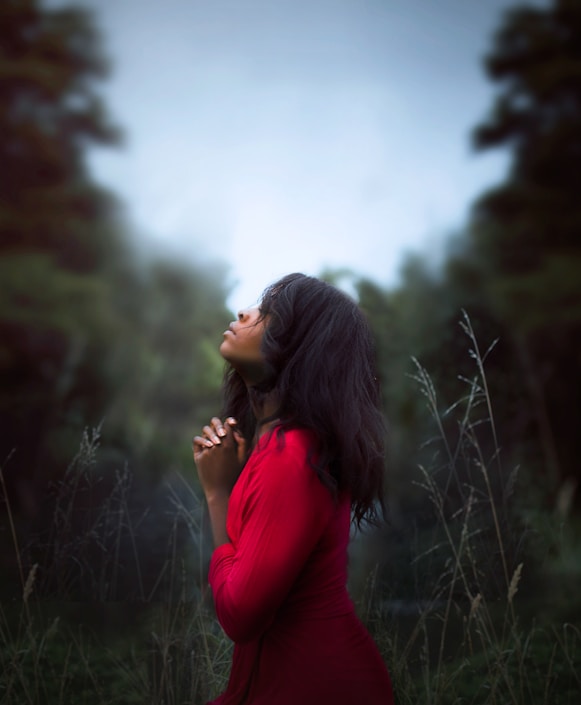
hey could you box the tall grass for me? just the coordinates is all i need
[1,312,579,703]
[0,427,232,704]
[360,311,581,704]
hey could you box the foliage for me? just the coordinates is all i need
[0,0,125,513]
[0,0,232,525]
[355,0,581,506]
[468,0,581,490]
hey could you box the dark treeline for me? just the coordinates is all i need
[1,0,580,614]
[0,0,232,599]
[355,0,581,609]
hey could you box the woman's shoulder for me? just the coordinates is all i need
[246,426,330,498]
[258,425,314,454]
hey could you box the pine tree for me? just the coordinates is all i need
[0,0,123,512]
[470,0,581,490]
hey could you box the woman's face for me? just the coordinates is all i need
[220,307,268,383]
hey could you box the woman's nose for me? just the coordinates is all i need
[237,307,259,323]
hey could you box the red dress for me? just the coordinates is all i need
[207,427,394,705]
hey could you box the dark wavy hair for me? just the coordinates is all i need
[222,273,386,526]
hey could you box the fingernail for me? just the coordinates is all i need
[217,427,226,437]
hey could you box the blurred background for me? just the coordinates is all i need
[1,0,580,701]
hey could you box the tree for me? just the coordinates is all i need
[0,0,124,513]
[469,0,581,490]
[0,0,120,259]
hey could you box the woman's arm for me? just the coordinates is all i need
[208,433,334,643]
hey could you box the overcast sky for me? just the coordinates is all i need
[72,0,538,311]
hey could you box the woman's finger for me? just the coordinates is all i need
[211,416,227,438]
[202,424,221,444]
[193,435,213,450]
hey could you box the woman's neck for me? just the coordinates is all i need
[250,394,280,438]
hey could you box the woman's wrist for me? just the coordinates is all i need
[205,493,230,547]
[205,491,231,506]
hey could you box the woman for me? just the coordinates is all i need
[193,273,394,704]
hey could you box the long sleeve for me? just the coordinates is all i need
[208,431,333,644]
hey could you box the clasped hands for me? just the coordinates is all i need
[193,417,248,501]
